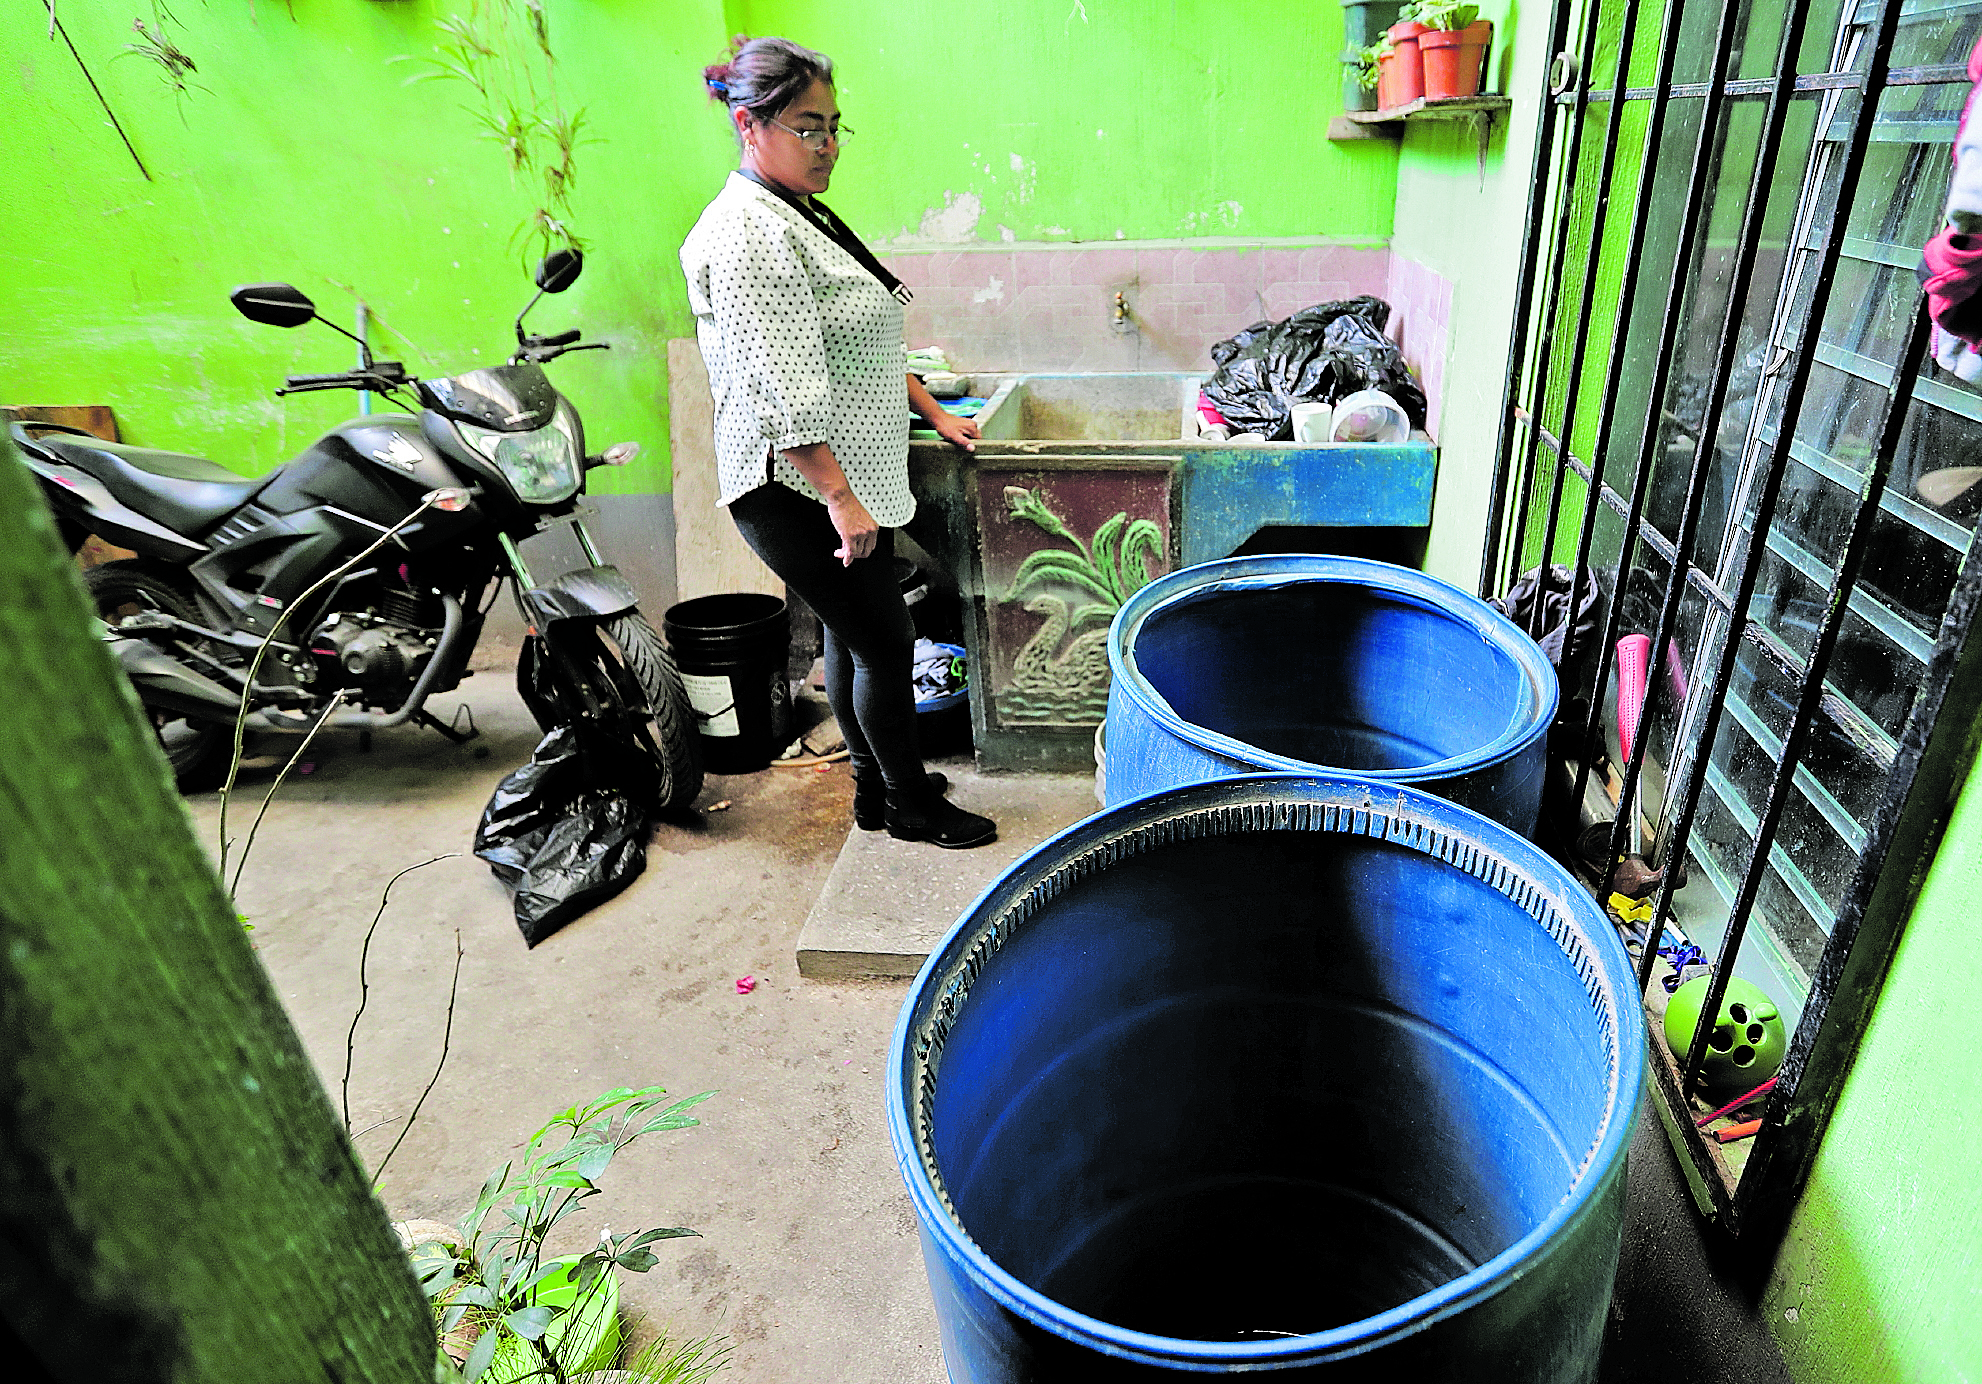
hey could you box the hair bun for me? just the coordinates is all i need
[702,61,734,100]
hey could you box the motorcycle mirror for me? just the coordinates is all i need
[534,248,583,294]
[230,283,318,329]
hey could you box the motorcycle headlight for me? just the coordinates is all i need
[459,405,581,504]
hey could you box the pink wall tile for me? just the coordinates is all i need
[1384,254,1454,441]
[1048,246,1139,287]
[1262,283,1358,320]
[881,240,1450,434]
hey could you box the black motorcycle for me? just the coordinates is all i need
[15,250,701,809]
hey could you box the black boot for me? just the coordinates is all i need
[854,770,949,831]
[884,784,996,849]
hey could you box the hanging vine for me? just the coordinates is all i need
[119,3,204,103]
[400,0,593,260]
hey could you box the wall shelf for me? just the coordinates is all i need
[1328,95,1512,140]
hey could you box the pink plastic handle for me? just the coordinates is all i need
[1616,634,1652,762]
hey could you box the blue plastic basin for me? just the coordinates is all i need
[889,774,1644,1380]
[1105,556,1558,834]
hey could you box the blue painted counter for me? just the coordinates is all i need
[904,372,1439,772]
[1177,440,1436,564]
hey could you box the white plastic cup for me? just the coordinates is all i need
[1289,402,1334,443]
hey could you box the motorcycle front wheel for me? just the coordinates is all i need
[599,611,702,811]
[84,560,231,793]
[519,612,703,812]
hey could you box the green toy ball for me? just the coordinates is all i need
[1663,975,1787,1093]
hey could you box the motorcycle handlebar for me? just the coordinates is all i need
[513,339,610,365]
[281,372,364,390]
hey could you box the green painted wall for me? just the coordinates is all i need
[1387,0,1528,589]
[731,0,1397,244]
[1761,745,1982,1380]
[1,0,739,495]
[4,1,1396,504]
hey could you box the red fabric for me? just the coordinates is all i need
[1924,231,1982,342]
[1922,34,1982,348]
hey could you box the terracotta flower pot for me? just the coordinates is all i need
[1379,51,1411,112]
[1421,20,1493,101]
[1384,20,1426,109]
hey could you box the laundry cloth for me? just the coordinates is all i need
[1921,32,1982,377]
[912,638,966,703]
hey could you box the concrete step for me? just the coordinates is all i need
[795,765,1101,980]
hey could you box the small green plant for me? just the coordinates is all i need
[1411,1,1481,29]
[1358,38,1394,91]
[617,1330,734,1384]
[398,0,594,260]
[411,1086,716,1383]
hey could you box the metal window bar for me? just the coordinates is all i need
[1490,0,1982,1237]
[1523,415,1917,763]
[1540,0,1752,844]
[1817,338,1982,423]
[1763,526,1938,663]
[1628,3,1916,1090]
[1736,479,1982,1244]
[1680,302,1932,1092]
[1768,422,1974,550]
[1481,0,1581,595]
[1523,0,1658,653]
[1700,761,1840,941]
[1741,617,1902,765]
[1592,0,1813,970]
[1501,2,1618,603]
[1542,0,1700,764]
[1567,59,1969,101]
[1719,688,1873,853]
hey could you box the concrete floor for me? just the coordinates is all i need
[194,669,957,1383]
[191,659,1793,1383]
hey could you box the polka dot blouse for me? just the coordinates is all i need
[680,172,914,526]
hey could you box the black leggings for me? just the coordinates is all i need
[727,482,923,789]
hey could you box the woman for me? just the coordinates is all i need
[681,36,996,848]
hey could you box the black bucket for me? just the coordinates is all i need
[896,556,961,643]
[662,593,791,774]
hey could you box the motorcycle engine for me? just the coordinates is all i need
[315,611,438,706]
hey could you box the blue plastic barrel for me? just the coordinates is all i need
[889,774,1644,1381]
[1105,556,1558,834]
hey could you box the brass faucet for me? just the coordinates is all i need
[1113,291,1129,325]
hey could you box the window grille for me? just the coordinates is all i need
[1487,0,1982,1241]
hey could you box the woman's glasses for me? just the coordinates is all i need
[767,117,851,151]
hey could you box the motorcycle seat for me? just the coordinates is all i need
[36,435,265,539]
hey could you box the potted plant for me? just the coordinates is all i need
[406,1085,718,1383]
[1415,2,1494,100]
[1340,0,1408,112]
[1382,11,1427,109]
[1358,39,1391,111]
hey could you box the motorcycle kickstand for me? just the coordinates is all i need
[414,705,480,745]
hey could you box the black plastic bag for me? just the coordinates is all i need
[1318,312,1429,430]
[474,724,649,946]
[1202,295,1428,440]
[1490,564,1606,751]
